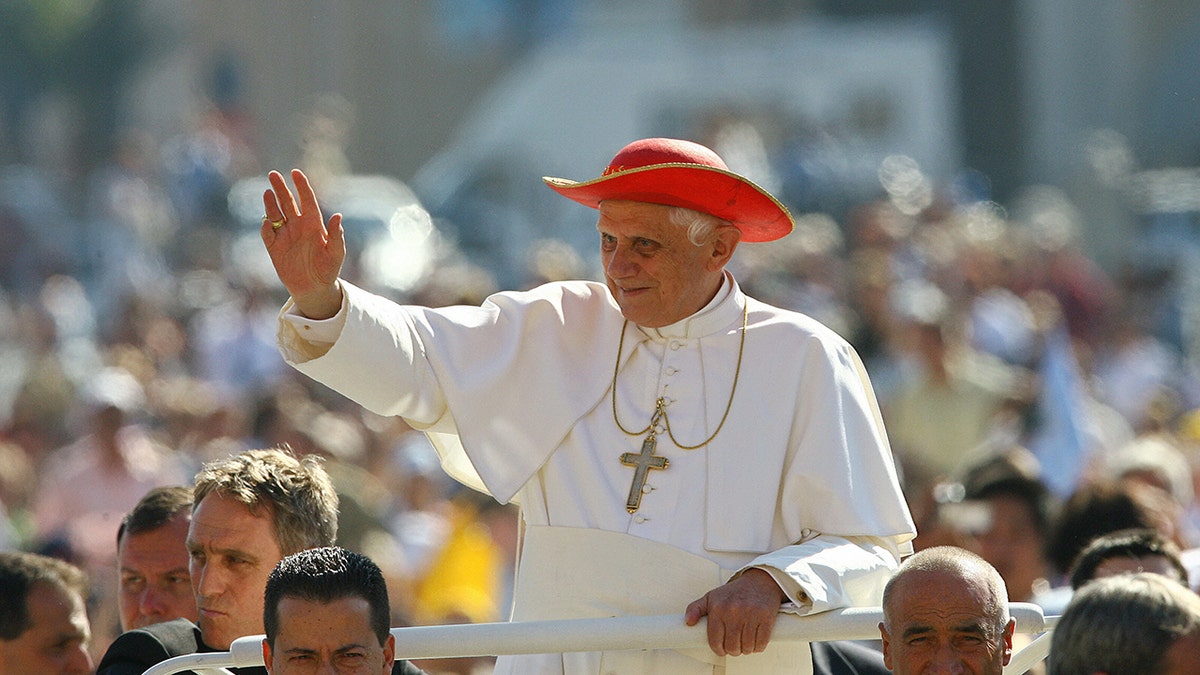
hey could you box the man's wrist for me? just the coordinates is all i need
[293,280,344,320]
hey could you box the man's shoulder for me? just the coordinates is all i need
[489,280,622,329]
[811,640,889,675]
[97,619,203,674]
[393,659,428,675]
[505,279,610,307]
[745,295,852,347]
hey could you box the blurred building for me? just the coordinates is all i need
[7,0,1200,281]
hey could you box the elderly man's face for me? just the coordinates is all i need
[118,511,198,630]
[880,569,1013,675]
[597,200,735,327]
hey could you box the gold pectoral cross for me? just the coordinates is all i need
[620,432,669,513]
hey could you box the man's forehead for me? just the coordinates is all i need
[890,570,992,616]
[597,199,679,223]
[122,516,190,556]
[273,596,379,647]
[27,582,89,636]
[898,613,990,635]
[187,494,278,547]
[896,568,987,593]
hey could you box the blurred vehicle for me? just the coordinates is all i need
[413,15,959,288]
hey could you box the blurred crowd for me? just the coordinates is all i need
[0,102,522,671]
[2,101,1200,672]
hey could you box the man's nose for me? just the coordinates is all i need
[605,246,638,278]
[139,584,166,616]
[67,643,94,674]
[927,645,966,675]
[193,562,223,597]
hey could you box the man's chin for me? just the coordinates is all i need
[197,615,235,650]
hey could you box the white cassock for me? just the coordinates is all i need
[278,272,916,675]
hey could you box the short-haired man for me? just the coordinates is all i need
[262,546,424,674]
[1049,572,1200,675]
[116,485,197,630]
[97,447,340,675]
[879,546,1014,675]
[0,551,94,675]
[1067,527,1189,590]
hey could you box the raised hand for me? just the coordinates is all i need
[261,169,346,319]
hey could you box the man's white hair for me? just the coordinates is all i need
[668,206,734,246]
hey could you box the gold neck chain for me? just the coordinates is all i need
[610,304,748,450]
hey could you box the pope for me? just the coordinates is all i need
[261,137,916,674]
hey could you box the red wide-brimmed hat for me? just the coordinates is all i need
[543,137,794,243]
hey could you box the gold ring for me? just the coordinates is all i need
[263,216,286,230]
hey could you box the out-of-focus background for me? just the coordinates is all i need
[5,1,1200,671]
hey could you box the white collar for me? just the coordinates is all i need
[644,271,745,340]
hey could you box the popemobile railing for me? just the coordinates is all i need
[142,603,1057,675]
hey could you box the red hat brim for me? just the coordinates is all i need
[543,163,794,243]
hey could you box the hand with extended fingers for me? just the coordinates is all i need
[261,169,346,320]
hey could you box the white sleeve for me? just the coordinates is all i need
[740,534,902,614]
[280,299,346,346]
[277,282,449,426]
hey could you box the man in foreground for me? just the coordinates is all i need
[879,546,1014,674]
[262,546,424,675]
[97,447,340,674]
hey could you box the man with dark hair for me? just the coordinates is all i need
[1067,527,1189,590]
[0,551,94,675]
[97,446,341,675]
[116,485,197,630]
[1049,572,1200,675]
[262,546,423,674]
[1047,479,1174,578]
[960,451,1057,603]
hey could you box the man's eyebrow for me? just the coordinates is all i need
[284,642,372,655]
[335,642,372,653]
[901,624,935,639]
[951,621,990,636]
[185,541,260,562]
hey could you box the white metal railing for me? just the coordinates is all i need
[142,603,1054,675]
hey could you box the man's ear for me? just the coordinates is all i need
[707,226,741,271]
[381,634,396,675]
[1001,617,1016,666]
[878,622,893,670]
[261,638,274,674]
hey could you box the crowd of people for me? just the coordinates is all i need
[1,114,1200,674]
